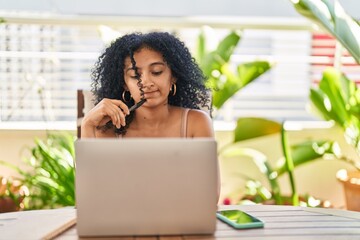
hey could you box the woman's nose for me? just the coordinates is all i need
[143,82,154,89]
[140,74,154,89]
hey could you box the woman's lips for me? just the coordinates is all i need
[143,90,159,98]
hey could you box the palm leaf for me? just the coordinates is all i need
[309,68,359,127]
[291,0,360,63]
[233,117,281,143]
[215,31,241,63]
[212,61,272,109]
[195,30,206,65]
[276,140,338,175]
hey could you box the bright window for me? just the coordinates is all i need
[1,19,359,129]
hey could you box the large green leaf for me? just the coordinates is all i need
[309,88,334,121]
[199,31,241,78]
[233,117,281,143]
[195,30,206,65]
[196,28,271,110]
[348,88,360,120]
[318,68,350,126]
[291,0,360,63]
[237,61,271,87]
[220,147,282,204]
[276,140,339,176]
[215,31,241,63]
[309,68,358,127]
[212,61,272,109]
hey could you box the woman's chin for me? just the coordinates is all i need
[141,98,168,108]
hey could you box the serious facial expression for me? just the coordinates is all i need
[123,48,175,106]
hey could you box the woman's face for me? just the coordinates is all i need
[123,48,175,106]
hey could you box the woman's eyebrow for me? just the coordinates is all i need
[149,62,165,67]
[125,62,165,73]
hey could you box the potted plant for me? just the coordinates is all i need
[0,132,75,210]
[309,67,360,211]
[195,27,342,207]
[290,0,360,210]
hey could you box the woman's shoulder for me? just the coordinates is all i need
[171,106,209,116]
[171,107,211,120]
[183,108,214,137]
[187,108,211,120]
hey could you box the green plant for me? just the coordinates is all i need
[290,0,360,64]
[0,132,76,210]
[286,0,360,210]
[309,68,360,169]
[195,28,272,110]
[197,26,346,206]
[290,0,360,165]
[0,176,27,212]
[219,118,341,206]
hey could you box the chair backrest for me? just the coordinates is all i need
[77,90,95,138]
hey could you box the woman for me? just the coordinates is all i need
[81,32,213,138]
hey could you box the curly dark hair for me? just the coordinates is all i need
[91,31,211,135]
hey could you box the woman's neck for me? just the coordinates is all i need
[132,103,173,129]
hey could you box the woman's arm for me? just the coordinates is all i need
[187,110,220,201]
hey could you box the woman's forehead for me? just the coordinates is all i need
[124,48,166,69]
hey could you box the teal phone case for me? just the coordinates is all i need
[216,211,264,229]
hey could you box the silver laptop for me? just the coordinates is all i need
[75,138,218,237]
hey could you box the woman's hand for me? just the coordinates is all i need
[81,98,130,138]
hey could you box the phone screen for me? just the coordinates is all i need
[216,210,264,229]
[217,210,259,224]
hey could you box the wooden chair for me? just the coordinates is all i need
[77,90,95,138]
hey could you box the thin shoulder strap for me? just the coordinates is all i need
[181,108,190,138]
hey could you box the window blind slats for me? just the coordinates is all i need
[0,23,100,122]
[1,23,359,125]
[219,29,314,121]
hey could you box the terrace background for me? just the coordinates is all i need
[0,0,359,208]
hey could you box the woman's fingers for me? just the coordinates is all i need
[111,99,130,115]
[98,116,112,127]
[110,104,127,128]
[101,99,129,128]
[106,99,130,128]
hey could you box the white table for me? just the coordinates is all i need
[1,205,360,239]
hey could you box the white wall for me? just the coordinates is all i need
[0,0,359,18]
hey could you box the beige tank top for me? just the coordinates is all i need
[180,108,190,138]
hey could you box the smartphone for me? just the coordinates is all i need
[216,209,264,229]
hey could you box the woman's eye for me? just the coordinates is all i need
[152,71,162,76]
